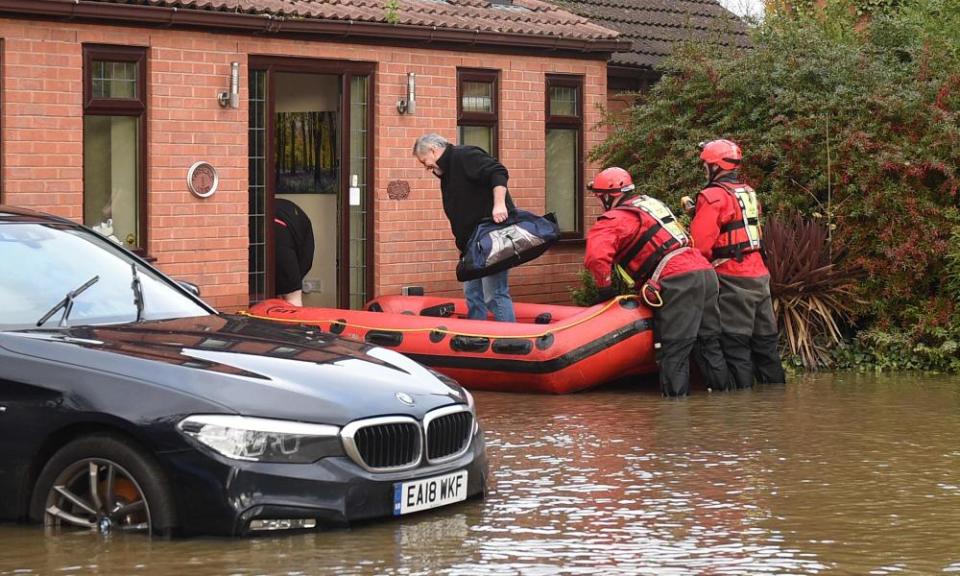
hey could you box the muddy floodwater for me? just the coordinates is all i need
[2,372,959,575]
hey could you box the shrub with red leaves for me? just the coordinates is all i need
[764,214,861,369]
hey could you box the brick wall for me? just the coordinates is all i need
[0,18,607,310]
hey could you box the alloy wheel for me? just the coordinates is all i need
[43,458,152,535]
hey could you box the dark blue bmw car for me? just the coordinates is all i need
[0,206,487,536]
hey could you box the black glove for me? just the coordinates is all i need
[590,285,617,306]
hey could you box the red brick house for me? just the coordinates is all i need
[0,0,630,312]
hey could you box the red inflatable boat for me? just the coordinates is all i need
[244,295,657,394]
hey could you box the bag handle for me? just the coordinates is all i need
[477,208,520,226]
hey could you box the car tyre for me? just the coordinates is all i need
[29,434,177,537]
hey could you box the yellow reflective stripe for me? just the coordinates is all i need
[627,195,689,245]
[731,187,762,248]
[615,264,636,289]
[663,220,688,240]
[639,197,673,220]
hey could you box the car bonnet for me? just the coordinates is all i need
[1,315,468,425]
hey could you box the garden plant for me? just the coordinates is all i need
[584,0,960,371]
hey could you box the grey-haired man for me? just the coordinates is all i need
[413,133,516,321]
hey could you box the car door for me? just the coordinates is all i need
[0,343,69,520]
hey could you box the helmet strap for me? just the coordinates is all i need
[599,194,616,211]
[706,164,721,184]
[706,165,740,184]
[710,169,739,184]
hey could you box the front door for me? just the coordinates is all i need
[247,58,373,309]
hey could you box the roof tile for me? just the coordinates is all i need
[544,0,751,69]
[85,0,621,42]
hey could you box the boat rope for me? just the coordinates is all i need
[237,295,639,340]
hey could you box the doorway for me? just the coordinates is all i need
[274,72,338,307]
[247,58,374,309]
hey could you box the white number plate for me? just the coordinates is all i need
[393,470,468,515]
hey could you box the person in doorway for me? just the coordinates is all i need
[688,139,786,388]
[584,167,731,397]
[274,198,315,307]
[412,133,516,322]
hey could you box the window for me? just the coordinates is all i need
[457,69,498,157]
[545,75,584,238]
[83,45,147,252]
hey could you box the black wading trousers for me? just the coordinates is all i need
[654,268,732,397]
[716,273,787,388]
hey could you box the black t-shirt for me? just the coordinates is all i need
[436,145,516,253]
[274,199,314,295]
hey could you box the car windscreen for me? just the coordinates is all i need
[0,222,211,330]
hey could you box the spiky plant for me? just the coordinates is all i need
[764,213,861,369]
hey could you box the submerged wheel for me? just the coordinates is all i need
[30,434,176,536]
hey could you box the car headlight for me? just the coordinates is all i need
[177,415,343,463]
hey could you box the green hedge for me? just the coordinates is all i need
[591,0,960,370]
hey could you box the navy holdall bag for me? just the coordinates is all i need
[456,210,560,282]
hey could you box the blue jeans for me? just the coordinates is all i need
[463,269,515,322]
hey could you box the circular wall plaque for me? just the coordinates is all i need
[187,161,219,198]
[387,180,410,200]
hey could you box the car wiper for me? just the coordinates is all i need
[131,263,144,322]
[36,275,99,327]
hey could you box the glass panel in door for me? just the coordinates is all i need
[248,69,267,304]
[348,75,369,310]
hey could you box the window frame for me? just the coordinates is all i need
[457,68,499,158]
[82,44,148,255]
[545,74,584,240]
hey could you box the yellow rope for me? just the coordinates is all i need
[237,295,638,340]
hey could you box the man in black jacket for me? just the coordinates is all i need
[413,133,516,321]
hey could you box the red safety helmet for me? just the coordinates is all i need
[588,167,635,210]
[699,139,742,170]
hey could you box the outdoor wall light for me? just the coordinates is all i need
[397,72,416,115]
[218,62,240,109]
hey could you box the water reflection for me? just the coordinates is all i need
[1,373,959,574]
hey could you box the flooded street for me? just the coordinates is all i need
[2,372,959,575]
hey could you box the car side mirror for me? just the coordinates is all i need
[177,280,201,297]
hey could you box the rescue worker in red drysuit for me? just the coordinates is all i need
[584,167,732,397]
[686,139,786,388]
